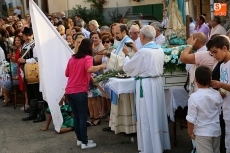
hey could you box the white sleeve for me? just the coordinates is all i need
[107,52,125,71]
[123,51,145,76]
[186,96,197,125]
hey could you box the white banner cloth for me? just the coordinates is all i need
[29,0,74,132]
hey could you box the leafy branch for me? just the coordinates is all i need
[108,2,131,23]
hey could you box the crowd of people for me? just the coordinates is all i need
[1,7,230,152]
[179,15,230,153]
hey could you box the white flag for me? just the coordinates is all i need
[29,0,74,132]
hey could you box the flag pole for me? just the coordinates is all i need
[90,76,109,99]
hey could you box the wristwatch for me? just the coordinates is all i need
[187,45,193,48]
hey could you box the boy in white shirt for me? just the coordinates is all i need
[208,35,230,153]
[186,65,223,153]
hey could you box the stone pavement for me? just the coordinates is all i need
[0,102,191,153]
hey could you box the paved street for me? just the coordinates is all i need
[0,102,191,153]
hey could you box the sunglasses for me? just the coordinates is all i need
[102,41,110,44]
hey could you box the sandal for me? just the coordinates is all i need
[93,118,101,126]
[88,118,94,125]
[99,113,106,119]
[2,100,11,107]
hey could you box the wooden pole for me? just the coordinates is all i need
[186,1,190,39]
[90,76,109,99]
[186,15,190,39]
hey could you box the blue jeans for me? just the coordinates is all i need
[66,92,88,144]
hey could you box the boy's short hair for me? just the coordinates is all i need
[206,35,230,50]
[195,66,212,86]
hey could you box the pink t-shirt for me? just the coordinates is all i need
[189,51,217,95]
[65,55,93,94]
[195,51,217,70]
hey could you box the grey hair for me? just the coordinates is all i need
[140,25,156,41]
[75,20,83,28]
[226,29,230,36]
[129,25,140,33]
[150,22,162,31]
[100,26,110,32]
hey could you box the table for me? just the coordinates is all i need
[106,77,189,145]
[165,87,189,122]
[164,86,189,147]
[106,78,136,134]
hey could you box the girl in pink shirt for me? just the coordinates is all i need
[65,38,106,149]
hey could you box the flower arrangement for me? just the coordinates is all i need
[2,60,10,74]
[0,60,10,81]
[94,45,187,83]
[162,45,187,74]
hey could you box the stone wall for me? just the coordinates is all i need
[193,0,211,22]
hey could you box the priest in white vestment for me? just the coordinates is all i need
[101,24,137,134]
[105,24,134,70]
[123,25,171,153]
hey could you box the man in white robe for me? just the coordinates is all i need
[105,24,134,71]
[123,25,171,153]
[101,24,137,134]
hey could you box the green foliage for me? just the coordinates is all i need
[108,2,131,23]
[163,63,186,74]
[95,70,125,83]
[71,5,89,22]
[85,0,107,24]
[88,8,106,25]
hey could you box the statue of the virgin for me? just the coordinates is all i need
[165,0,186,45]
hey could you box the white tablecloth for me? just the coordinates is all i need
[165,87,189,122]
[107,77,134,95]
[107,77,189,122]
[106,77,136,134]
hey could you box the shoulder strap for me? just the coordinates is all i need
[21,43,35,58]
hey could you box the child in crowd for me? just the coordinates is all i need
[208,35,230,153]
[186,66,223,153]
[40,96,74,134]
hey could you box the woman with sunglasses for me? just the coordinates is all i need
[102,34,114,51]
[87,31,104,126]
[99,34,114,120]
